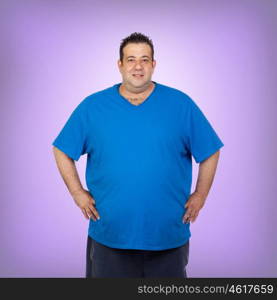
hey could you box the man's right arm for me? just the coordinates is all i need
[52,146,84,196]
[52,146,100,221]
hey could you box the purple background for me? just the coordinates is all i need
[1,0,276,277]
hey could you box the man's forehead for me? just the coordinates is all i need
[123,43,152,56]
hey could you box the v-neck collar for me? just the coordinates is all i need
[113,81,159,110]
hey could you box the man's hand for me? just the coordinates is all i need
[182,191,206,224]
[72,189,100,221]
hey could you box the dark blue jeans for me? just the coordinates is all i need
[86,235,189,278]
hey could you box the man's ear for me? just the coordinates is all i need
[118,59,123,72]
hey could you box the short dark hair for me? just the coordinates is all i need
[119,32,154,62]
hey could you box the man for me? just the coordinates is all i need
[52,32,224,278]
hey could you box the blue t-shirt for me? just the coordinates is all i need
[52,81,224,250]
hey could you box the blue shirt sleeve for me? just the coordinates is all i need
[52,101,88,161]
[186,99,224,163]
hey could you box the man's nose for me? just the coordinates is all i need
[134,62,143,69]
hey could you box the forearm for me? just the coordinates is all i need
[52,146,84,196]
[194,150,220,199]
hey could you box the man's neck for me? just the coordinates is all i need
[119,81,155,105]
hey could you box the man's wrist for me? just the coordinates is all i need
[194,190,208,200]
[71,188,85,197]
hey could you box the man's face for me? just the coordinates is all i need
[118,43,156,89]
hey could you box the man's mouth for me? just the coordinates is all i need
[133,74,144,78]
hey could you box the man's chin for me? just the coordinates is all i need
[126,78,151,88]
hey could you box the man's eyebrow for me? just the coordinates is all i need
[126,55,151,59]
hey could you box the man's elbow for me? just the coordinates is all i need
[52,146,72,160]
[214,150,220,156]
[212,150,220,160]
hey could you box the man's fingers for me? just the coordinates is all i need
[88,197,100,219]
[82,208,91,220]
[88,203,100,220]
[182,213,190,223]
[183,210,199,223]
[85,202,101,220]
[183,208,197,223]
[191,213,199,223]
[184,208,193,219]
[82,208,97,221]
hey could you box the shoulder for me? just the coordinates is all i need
[156,82,196,108]
[75,84,115,111]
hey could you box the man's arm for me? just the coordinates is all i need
[52,146,84,196]
[52,146,100,221]
[183,150,220,223]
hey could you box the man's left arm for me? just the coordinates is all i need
[183,150,220,224]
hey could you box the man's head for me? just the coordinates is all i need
[118,32,156,90]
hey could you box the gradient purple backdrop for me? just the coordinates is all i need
[1,0,276,277]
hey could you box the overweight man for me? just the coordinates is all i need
[52,32,224,278]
